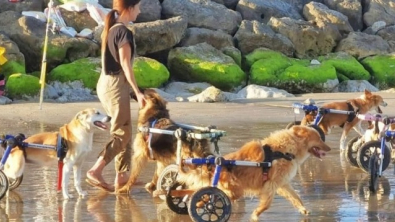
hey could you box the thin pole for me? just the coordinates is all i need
[39,0,54,110]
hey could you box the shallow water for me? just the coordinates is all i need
[1,109,395,222]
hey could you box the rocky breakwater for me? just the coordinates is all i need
[0,0,394,104]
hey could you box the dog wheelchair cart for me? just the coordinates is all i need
[0,134,67,200]
[137,123,226,200]
[348,114,395,192]
[289,101,357,142]
[164,150,294,222]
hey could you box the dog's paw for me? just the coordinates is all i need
[144,182,156,192]
[79,191,88,198]
[299,208,310,215]
[250,214,259,222]
[116,185,131,194]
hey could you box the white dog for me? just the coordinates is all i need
[3,108,111,199]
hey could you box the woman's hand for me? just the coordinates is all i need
[135,92,146,109]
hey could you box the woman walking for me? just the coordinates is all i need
[86,0,145,192]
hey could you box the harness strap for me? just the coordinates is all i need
[56,133,68,162]
[340,102,357,128]
[262,145,295,180]
[147,119,157,160]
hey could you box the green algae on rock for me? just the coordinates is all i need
[168,43,246,91]
[5,73,40,99]
[49,57,101,90]
[361,54,395,89]
[249,50,338,93]
[0,60,25,78]
[133,57,170,88]
[318,52,370,82]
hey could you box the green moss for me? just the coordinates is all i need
[361,55,395,89]
[280,63,337,83]
[5,73,41,99]
[49,57,100,90]
[133,57,170,88]
[168,44,246,91]
[46,43,68,62]
[245,48,287,69]
[0,61,25,78]
[249,57,291,84]
[318,52,370,81]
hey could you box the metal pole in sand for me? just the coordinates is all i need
[39,0,55,110]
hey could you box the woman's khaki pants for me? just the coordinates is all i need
[96,73,131,173]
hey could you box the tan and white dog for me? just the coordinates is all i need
[303,90,387,150]
[3,108,111,199]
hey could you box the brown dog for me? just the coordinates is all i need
[302,90,387,150]
[177,125,331,221]
[117,89,213,194]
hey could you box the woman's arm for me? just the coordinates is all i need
[119,43,145,108]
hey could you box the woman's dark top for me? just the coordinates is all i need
[104,23,135,75]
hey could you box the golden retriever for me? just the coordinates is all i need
[117,89,213,194]
[3,108,111,199]
[177,125,331,221]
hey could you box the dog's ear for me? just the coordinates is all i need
[74,110,86,122]
[364,89,372,97]
[291,125,309,138]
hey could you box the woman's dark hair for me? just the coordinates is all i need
[101,0,141,54]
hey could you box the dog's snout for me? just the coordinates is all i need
[382,102,388,107]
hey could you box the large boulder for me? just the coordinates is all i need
[234,20,294,56]
[167,43,246,91]
[128,16,188,55]
[0,33,25,77]
[303,2,353,35]
[133,57,170,88]
[0,11,99,72]
[377,25,395,41]
[59,8,97,32]
[5,73,40,99]
[318,52,370,81]
[162,0,242,35]
[48,57,101,90]
[178,28,234,50]
[236,0,303,23]
[361,54,395,89]
[0,0,44,13]
[221,46,242,67]
[268,17,341,58]
[136,0,161,23]
[323,0,363,31]
[363,0,395,27]
[247,49,339,93]
[331,80,379,92]
[335,32,390,59]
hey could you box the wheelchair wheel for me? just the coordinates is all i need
[357,141,391,173]
[8,175,23,191]
[307,124,325,142]
[188,187,232,222]
[346,136,362,167]
[157,164,179,200]
[166,182,189,215]
[285,121,301,129]
[0,171,9,200]
[369,155,379,193]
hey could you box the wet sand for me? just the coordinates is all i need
[1,91,395,222]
